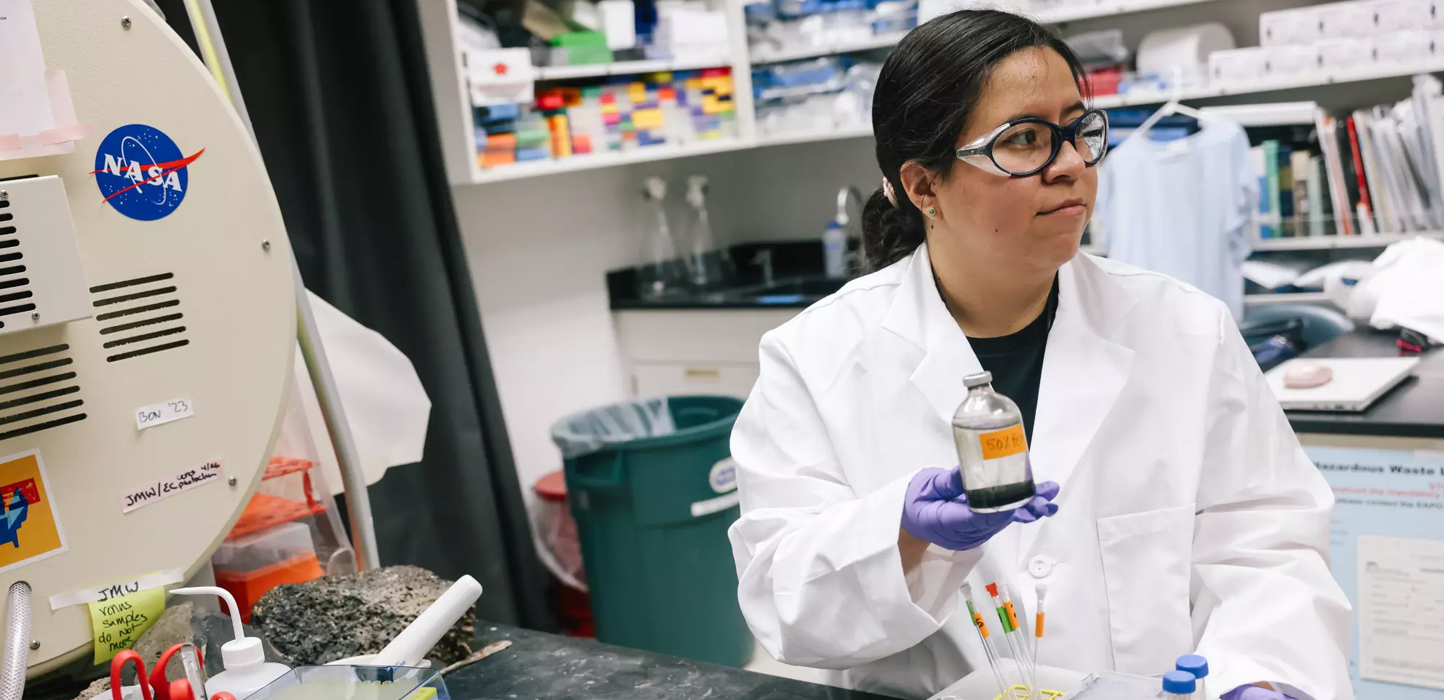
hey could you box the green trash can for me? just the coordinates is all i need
[551,396,750,667]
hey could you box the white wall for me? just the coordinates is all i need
[453,0,1410,494]
[453,137,879,494]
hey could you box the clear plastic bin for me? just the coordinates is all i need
[214,521,325,623]
[247,665,449,700]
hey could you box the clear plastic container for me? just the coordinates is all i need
[951,371,1036,512]
[214,522,324,623]
[246,665,449,700]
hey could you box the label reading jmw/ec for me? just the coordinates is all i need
[979,424,1028,461]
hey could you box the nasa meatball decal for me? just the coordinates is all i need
[92,124,203,222]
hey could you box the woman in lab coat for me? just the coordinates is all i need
[727,10,1351,700]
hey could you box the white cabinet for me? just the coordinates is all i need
[613,309,799,399]
[631,363,761,399]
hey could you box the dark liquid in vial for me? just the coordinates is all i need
[966,481,1037,512]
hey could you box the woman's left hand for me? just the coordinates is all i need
[1222,687,1296,700]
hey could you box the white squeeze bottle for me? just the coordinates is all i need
[171,587,291,700]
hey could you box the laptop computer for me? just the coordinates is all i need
[1265,357,1421,412]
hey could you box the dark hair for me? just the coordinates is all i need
[860,10,1088,271]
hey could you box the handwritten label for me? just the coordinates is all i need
[120,461,223,514]
[979,425,1027,461]
[135,397,194,430]
[49,569,184,611]
[89,586,163,665]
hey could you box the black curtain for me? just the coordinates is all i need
[155,0,555,630]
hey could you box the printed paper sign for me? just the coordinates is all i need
[0,0,56,137]
[135,397,194,430]
[89,586,163,665]
[1358,535,1444,689]
[50,569,184,611]
[0,450,67,575]
[120,460,223,514]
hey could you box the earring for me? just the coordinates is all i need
[926,206,937,217]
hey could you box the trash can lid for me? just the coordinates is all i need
[535,471,568,502]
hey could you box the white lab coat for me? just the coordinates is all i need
[727,244,1352,700]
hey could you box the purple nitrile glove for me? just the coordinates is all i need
[1222,687,1297,700]
[900,467,1060,551]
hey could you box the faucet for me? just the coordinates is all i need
[836,186,863,229]
[751,249,775,288]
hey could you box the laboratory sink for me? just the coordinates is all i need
[755,276,849,297]
[724,276,849,304]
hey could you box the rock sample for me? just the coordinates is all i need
[250,566,474,666]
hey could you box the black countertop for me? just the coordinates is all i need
[1285,330,1444,439]
[445,624,896,700]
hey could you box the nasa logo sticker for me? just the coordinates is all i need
[92,124,203,221]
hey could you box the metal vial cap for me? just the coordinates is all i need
[963,371,993,389]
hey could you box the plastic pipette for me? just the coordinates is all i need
[986,583,1032,699]
[962,583,1015,700]
[1031,584,1047,696]
[1001,585,1040,698]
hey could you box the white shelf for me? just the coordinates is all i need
[748,0,1221,64]
[750,34,905,66]
[536,57,732,81]
[1251,231,1444,251]
[1036,0,1218,23]
[472,139,745,184]
[756,124,873,147]
[1094,60,1444,109]
[1245,292,1331,306]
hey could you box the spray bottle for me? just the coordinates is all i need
[171,587,290,700]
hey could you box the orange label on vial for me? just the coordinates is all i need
[979,424,1028,460]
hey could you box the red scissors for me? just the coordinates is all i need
[109,647,237,700]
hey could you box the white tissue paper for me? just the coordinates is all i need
[299,291,432,495]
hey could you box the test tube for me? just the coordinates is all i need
[1176,655,1208,700]
[1002,586,1039,697]
[1163,670,1197,699]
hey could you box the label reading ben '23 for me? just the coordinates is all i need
[92,124,204,221]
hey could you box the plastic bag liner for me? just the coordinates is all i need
[551,397,677,459]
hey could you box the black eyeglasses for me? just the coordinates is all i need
[955,109,1110,177]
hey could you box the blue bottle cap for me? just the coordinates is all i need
[1162,670,1197,695]
[1177,654,1209,678]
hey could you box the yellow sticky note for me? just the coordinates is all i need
[89,587,164,665]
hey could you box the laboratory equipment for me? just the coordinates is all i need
[960,584,1014,700]
[637,177,688,299]
[1163,670,1197,699]
[171,587,292,700]
[110,645,209,700]
[0,0,315,680]
[244,665,447,700]
[682,176,731,289]
[1176,655,1209,700]
[985,584,1035,700]
[823,223,848,279]
[952,373,1037,512]
[366,576,484,667]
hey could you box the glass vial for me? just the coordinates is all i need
[952,371,1036,512]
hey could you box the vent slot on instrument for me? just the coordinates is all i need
[90,273,189,362]
[0,344,86,441]
[0,220,34,329]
